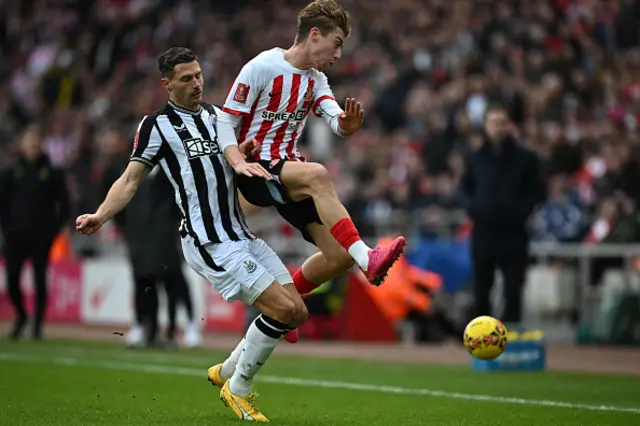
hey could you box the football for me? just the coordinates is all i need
[463,316,508,360]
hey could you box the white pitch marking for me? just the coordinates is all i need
[1,352,638,414]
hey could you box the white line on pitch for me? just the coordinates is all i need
[1,352,639,414]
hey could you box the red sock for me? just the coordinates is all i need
[293,268,319,295]
[330,218,361,251]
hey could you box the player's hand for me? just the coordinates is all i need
[238,137,261,160]
[76,213,106,236]
[233,162,272,180]
[338,98,364,135]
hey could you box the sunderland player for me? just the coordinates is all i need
[76,47,304,422]
[217,0,406,347]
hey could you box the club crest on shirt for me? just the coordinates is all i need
[304,86,313,103]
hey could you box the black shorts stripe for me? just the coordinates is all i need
[197,245,225,272]
[193,114,240,242]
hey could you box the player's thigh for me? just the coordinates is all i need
[181,237,275,306]
[279,160,332,202]
[305,222,354,272]
[249,238,293,286]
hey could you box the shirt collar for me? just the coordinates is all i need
[168,100,202,116]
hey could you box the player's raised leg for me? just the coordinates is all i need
[280,161,406,286]
[283,220,404,343]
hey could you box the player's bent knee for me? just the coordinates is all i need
[253,282,297,325]
[306,163,333,191]
[292,302,308,328]
[273,298,297,325]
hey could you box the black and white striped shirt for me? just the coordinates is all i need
[130,100,254,246]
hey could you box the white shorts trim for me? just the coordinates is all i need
[181,237,292,305]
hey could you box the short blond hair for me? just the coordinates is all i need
[296,0,350,43]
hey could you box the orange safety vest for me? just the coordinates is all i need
[49,231,72,262]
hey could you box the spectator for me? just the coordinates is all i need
[532,173,587,243]
[460,103,545,325]
[1,0,640,290]
[0,125,70,340]
[585,195,640,287]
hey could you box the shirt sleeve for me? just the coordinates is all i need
[312,72,347,136]
[312,72,342,119]
[215,109,241,151]
[130,115,163,168]
[223,59,265,116]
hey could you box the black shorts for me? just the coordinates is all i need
[237,159,322,244]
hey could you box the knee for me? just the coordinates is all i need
[290,302,308,328]
[271,297,297,325]
[305,163,333,193]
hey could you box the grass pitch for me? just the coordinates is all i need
[0,339,639,425]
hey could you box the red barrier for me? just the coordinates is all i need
[342,271,397,342]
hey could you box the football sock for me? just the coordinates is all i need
[330,218,371,271]
[228,314,287,396]
[220,337,245,380]
[292,268,317,295]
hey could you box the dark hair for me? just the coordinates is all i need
[296,0,350,43]
[157,47,198,78]
[484,102,510,121]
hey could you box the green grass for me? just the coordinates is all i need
[0,339,639,425]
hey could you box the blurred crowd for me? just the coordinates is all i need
[2,0,640,250]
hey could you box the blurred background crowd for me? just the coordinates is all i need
[2,0,640,246]
[2,0,640,344]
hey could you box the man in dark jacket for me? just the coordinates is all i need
[101,133,199,347]
[0,125,70,340]
[460,104,545,324]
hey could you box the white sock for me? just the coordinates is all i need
[228,315,286,397]
[220,338,245,380]
[348,240,371,271]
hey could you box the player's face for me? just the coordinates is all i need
[310,27,345,70]
[164,60,204,108]
[484,110,510,142]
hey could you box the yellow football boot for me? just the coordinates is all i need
[219,381,269,422]
[207,364,226,389]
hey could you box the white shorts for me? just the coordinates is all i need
[181,237,293,305]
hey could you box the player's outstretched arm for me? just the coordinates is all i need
[337,97,364,136]
[76,161,150,235]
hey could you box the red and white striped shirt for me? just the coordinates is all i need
[222,48,343,162]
